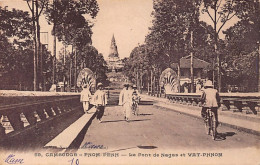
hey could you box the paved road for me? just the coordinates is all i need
[76,91,260,153]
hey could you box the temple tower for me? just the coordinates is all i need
[108,34,119,62]
[107,34,124,72]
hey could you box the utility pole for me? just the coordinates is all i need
[32,0,37,91]
[257,41,260,93]
[63,45,66,92]
[52,0,56,85]
[25,0,37,91]
[74,47,77,91]
[190,31,194,93]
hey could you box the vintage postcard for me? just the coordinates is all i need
[0,0,259,165]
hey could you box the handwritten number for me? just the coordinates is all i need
[69,158,79,165]
[76,159,79,165]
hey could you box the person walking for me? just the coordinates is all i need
[80,84,92,113]
[196,80,202,93]
[93,83,107,123]
[119,83,133,122]
[200,80,220,133]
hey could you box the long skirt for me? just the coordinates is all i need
[123,102,131,119]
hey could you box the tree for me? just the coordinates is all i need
[44,0,99,86]
[222,0,260,92]
[56,45,108,89]
[145,0,201,92]
[0,6,53,91]
[0,7,34,90]
[0,6,32,48]
[201,0,246,91]
[44,0,99,47]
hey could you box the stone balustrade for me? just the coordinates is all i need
[166,92,260,115]
[0,90,81,141]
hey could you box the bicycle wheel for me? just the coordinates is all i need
[204,111,210,135]
[132,103,136,115]
[135,104,139,116]
[210,112,217,140]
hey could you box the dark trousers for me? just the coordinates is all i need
[201,107,219,127]
[96,106,105,120]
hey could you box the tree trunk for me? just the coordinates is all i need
[36,0,42,91]
[257,41,260,92]
[32,0,37,91]
[190,31,194,93]
[177,63,181,93]
[69,56,72,90]
[151,69,153,94]
[74,47,77,90]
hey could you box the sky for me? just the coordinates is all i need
[0,0,238,60]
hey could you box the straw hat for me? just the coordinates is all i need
[97,83,103,87]
[204,80,213,87]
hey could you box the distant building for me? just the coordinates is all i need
[106,34,124,72]
[171,55,210,85]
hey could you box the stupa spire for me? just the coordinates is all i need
[109,34,119,58]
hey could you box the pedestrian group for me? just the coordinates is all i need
[80,82,140,123]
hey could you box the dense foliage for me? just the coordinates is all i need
[124,0,259,92]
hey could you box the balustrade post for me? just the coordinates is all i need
[191,98,197,106]
[247,102,257,115]
[221,100,230,111]
[35,105,47,120]
[0,114,6,137]
[51,102,61,114]
[233,101,243,112]
[187,98,192,105]
[44,104,55,117]
[7,112,24,131]
[57,100,66,112]
[23,108,37,125]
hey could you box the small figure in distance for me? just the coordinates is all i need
[132,85,140,115]
[49,84,57,92]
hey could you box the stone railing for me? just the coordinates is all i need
[166,92,260,115]
[0,90,81,141]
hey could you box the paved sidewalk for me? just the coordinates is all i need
[140,94,260,136]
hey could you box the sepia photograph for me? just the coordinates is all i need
[0,0,259,164]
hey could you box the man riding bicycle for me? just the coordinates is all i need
[132,85,140,115]
[201,80,220,131]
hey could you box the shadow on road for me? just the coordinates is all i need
[139,101,154,105]
[215,132,236,141]
[102,119,151,123]
[138,113,153,116]
[128,119,151,122]
[101,119,126,123]
[137,145,157,149]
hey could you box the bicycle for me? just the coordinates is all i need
[204,108,217,140]
[132,96,140,116]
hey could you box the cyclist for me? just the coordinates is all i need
[201,80,220,132]
[132,85,140,115]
